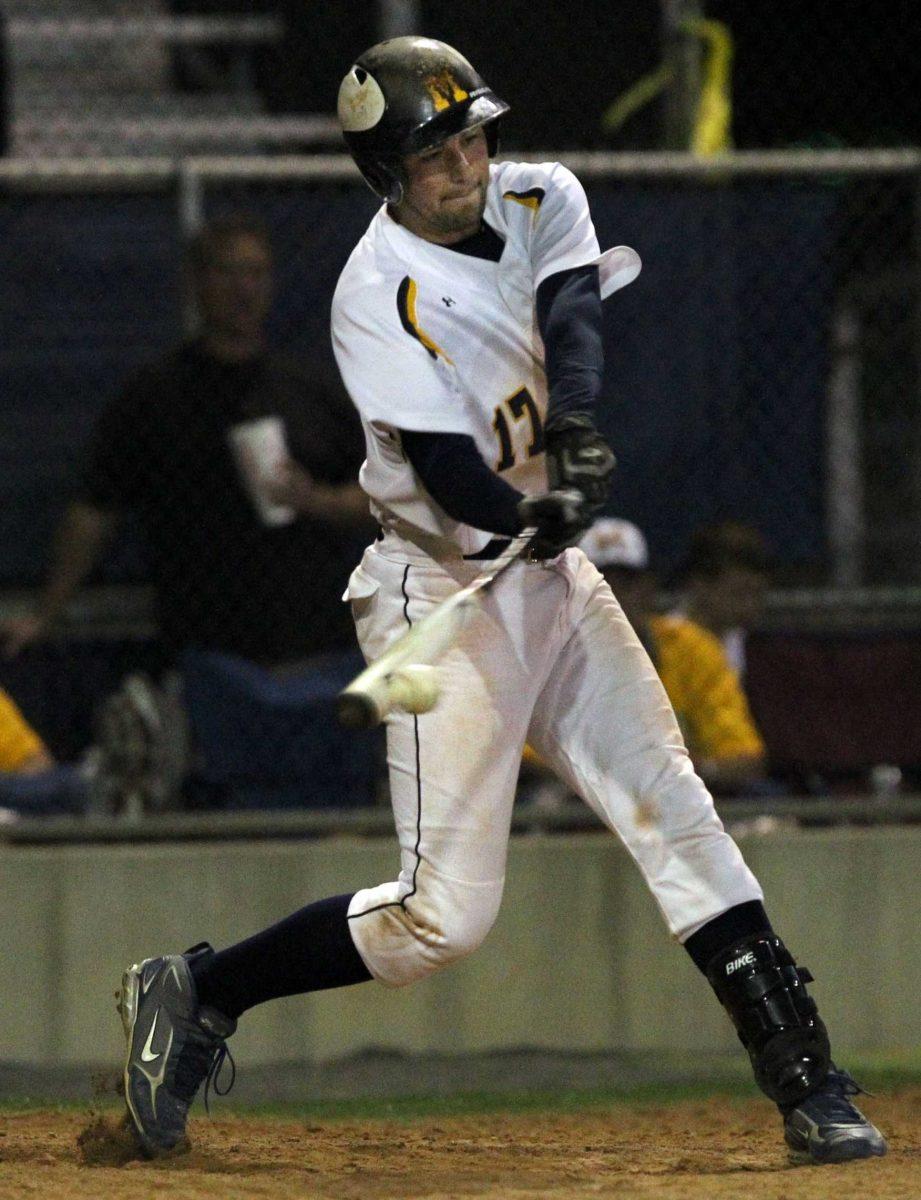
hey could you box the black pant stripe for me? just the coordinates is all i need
[348,563,423,924]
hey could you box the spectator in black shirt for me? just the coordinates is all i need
[77,338,366,663]
[4,213,371,663]
[2,214,376,807]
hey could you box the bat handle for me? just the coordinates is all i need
[336,689,382,730]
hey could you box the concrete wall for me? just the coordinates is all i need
[2,827,919,1070]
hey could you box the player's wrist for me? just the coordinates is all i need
[544,411,597,436]
[544,420,616,507]
[517,489,592,559]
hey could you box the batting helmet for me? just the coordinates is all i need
[337,36,510,204]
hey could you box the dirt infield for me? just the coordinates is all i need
[0,1089,917,1200]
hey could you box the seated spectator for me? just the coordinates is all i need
[520,518,768,803]
[0,686,86,817]
[0,686,52,776]
[2,213,378,810]
[579,518,768,796]
[675,520,772,681]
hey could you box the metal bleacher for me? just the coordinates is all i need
[4,1,340,156]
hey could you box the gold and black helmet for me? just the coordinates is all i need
[337,36,510,203]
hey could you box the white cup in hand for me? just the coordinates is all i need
[227,416,297,526]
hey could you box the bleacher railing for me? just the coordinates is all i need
[7,16,285,44]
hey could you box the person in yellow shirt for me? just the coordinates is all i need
[580,518,766,794]
[0,687,54,775]
[676,520,772,683]
[0,686,91,819]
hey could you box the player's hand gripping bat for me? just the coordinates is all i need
[336,528,538,729]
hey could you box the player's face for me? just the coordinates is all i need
[396,126,490,244]
[194,234,273,341]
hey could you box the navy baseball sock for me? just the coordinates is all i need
[189,893,372,1020]
[682,900,773,974]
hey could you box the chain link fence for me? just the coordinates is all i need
[3,155,918,583]
[0,2,919,812]
[1,151,919,810]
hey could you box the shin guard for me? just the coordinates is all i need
[706,934,831,1107]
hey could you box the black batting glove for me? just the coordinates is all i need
[544,414,617,509]
[518,489,593,560]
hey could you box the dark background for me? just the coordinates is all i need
[253,1,921,151]
[0,179,835,587]
[1,1,918,591]
[0,2,918,777]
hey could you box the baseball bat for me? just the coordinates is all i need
[336,529,537,729]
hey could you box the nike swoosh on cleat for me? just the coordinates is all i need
[141,1010,163,1063]
[137,1022,173,1110]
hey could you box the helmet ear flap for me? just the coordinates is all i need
[485,120,501,157]
[355,158,404,204]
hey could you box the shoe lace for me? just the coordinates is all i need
[203,1042,236,1115]
[795,1066,876,1124]
[826,1067,874,1100]
[173,1030,236,1113]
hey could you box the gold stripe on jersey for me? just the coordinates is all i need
[502,187,546,211]
[397,276,454,364]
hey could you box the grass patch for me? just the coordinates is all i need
[0,1082,750,1123]
[0,1051,917,1123]
[234,1056,921,1123]
[243,1080,752,1123]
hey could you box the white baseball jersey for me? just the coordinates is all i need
[334,157,762,990]
[332,159,641,555]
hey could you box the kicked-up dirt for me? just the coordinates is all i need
[0,1088,916,1200]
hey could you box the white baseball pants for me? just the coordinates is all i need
[345,533,762,987]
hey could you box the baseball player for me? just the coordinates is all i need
[118,37,886,1166]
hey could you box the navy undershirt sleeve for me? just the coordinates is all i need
[400,429,523,537]
[536,264,604,428]
[395,262,601,537]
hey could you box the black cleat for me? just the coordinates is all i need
[117,943,236,1156]
[783,1067,888,1165]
